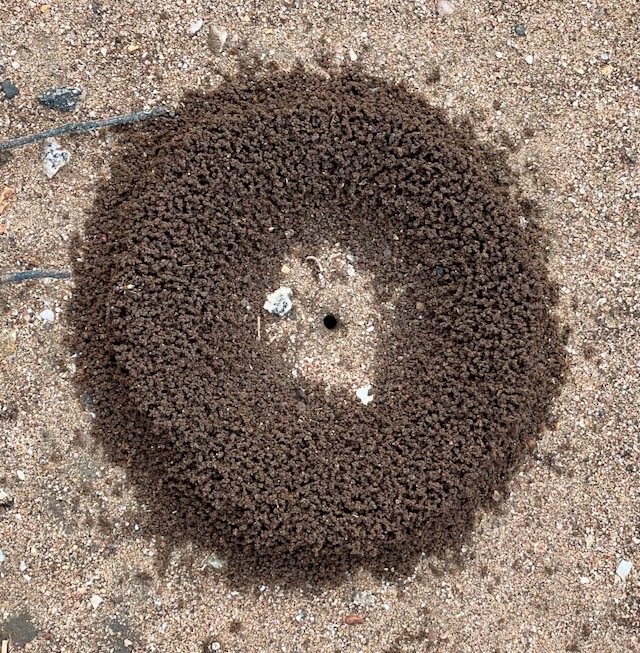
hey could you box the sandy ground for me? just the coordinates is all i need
[1,0,639,651]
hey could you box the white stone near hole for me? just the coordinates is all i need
[39,309,55,322]
[356,384,374,405]
[90,594,103,609]
[264,287,293,317]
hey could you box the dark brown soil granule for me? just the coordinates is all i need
[68,65,566,581]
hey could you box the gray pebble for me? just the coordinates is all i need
[1,79,19,100]
[352,590,376,607]
[514,24,527,37]
[38,87,82,112]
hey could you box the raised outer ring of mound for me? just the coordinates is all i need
[71,67,565,570]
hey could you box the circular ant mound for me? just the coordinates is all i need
[69,65,566,580]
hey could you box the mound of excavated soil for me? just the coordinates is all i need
[69,66,566,580]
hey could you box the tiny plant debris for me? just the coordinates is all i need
[0,187,16,214]
[264,287,293,317]
[345,615,364,625]
[43,138,70,178]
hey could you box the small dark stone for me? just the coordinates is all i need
[0,612,40,647]
[38,87,82,112]
[626,151,638,165]
[1,79,19,100]
[388,133,396,145]
[435,266,444,276]
[514,24,527,37]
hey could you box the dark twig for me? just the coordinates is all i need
[0,107,171,152]
[0,270,71,284]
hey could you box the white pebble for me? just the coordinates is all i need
[39,309,55,322]
[17,470,25,481]
[264,287,293,317]
[356,384,374,405]
[189,19,204,35]
[525,54,534,65]
[19,560,27,571]
[90,594,103,609]
[579,576,589,585]
[349,48,358,62]
[437,0,455,16]
[616,559,633,581]
[0,550,4,563]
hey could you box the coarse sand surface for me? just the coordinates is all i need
[1,1,639,652]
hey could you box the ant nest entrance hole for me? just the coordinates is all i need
[323,314,338,330]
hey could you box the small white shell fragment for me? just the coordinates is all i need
[525,54,534,65]
[39,309,55,322]
[616,559,633,581]
[356,384,374,405]
[17,470,25,481]
[43,138,70,178]
[189,19,204,35]
[90,595,103,609]
[264,287,293,317]
[349,48,358,62]
[437,0,455,17]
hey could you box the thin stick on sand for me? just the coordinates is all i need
[0,269,71,284]
[0,107,171,152]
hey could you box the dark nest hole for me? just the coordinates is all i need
[323,314,338,330]
[67,64,567,586]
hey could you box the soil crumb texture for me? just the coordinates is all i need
[69,66,566,581]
